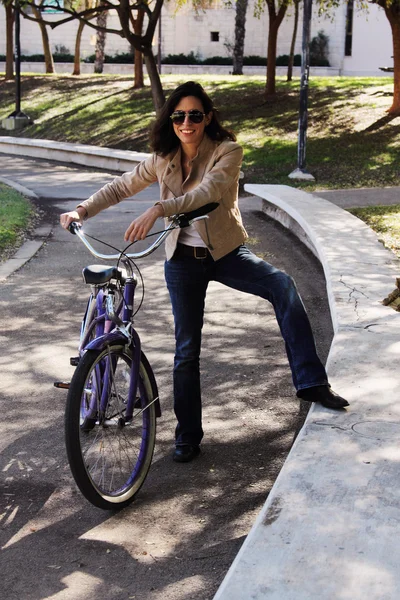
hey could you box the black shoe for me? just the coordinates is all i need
[173,445,201,463]
[297,385,349,409]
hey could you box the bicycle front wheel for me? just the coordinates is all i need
[65,344,156,510]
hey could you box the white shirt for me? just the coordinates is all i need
[178,224,208,247]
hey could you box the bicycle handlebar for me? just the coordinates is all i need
[68,202,218,262]
[176,202,219,227]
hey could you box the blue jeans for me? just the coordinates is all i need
[164,244,328,446]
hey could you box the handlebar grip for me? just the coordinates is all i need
[181,202,219,221]
[176,202,219,228]
[68,221,82,235]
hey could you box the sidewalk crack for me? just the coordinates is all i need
[339,275,370,320]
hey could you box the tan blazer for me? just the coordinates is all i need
[79,134,248,261]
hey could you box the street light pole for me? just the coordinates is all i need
[289,0,315,181]
[15,0,23,115]
[2,0,31,130]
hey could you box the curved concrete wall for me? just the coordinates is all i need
[214,184,400,599]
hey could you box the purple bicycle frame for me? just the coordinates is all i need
[79,290,122,353]
[82,278,142,422]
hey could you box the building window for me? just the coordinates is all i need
[210,32,220,42]
[344,0,354,57]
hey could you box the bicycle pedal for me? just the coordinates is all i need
[70,356,80,366]
[54,381,70,390]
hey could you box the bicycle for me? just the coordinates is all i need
[56,202,218,510]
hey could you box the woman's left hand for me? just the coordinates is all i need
[124,205,164,242]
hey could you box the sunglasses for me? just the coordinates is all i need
[170,110,206,125]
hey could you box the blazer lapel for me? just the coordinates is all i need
[162,147,183,199]
[190,135,216,185]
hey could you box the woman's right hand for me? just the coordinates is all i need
[60,207,88,230]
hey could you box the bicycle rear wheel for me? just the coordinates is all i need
[65,343,156,510]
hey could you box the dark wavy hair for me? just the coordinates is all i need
[150,81,236,156]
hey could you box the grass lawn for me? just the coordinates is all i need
[1,73,400,190]
[1,73,400,261]
[0,183,35,260]
[348,204,400,258]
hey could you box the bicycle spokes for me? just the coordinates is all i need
[65,345,156,508]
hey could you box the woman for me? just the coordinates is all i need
[60,81,349,463]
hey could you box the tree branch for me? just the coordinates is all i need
[131,1,152,18]
[19,2,124,34]
[142,0,163,45]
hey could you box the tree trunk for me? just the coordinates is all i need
[32,4,55,74]
[265,0,288,98]
[143,49,165,114]
[232,0,248,75]
[287,0,299,82]
[72,20,85,76]
[133,9,144,88]
[266,20,279,97]
[94,6,107,74]
[134,48,144,88]
[106,0,165,111]
[384,5,400,115]
[5,3,14,81]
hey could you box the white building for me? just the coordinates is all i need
[0,0,394,75]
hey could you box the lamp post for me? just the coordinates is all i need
[2,0,31,130]
[289,0,314,181]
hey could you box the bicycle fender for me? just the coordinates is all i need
[85,331,128,351]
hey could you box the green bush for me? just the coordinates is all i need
[243,55,267,66]
[52,52,75,62]
[276,54,302,66]
[310,57,330,67]
[202,56,232,65]
[0,51,134,64]
[0,53,75,62]
[21,54,46,62]
[84,52,134,63]
[103,52,134,64]
[162,52,201,65]
[160,53,303,67]
[0,50,327,67]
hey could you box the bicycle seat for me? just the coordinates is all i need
[82,264,127,285]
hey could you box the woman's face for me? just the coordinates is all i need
[172,95,212,149]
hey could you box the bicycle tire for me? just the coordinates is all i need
[65,343,156,510]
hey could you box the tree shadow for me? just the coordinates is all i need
[0,393,308,598]
[370,90,393,98]
[43,88,131,123]
[363,113,398,132]
[243,119,400,188]
[0,75,154,152]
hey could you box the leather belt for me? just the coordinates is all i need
[175,243,211,259]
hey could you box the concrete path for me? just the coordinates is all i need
[0,153,332,600]
[313,186,400,208]
[0,153,155,201]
